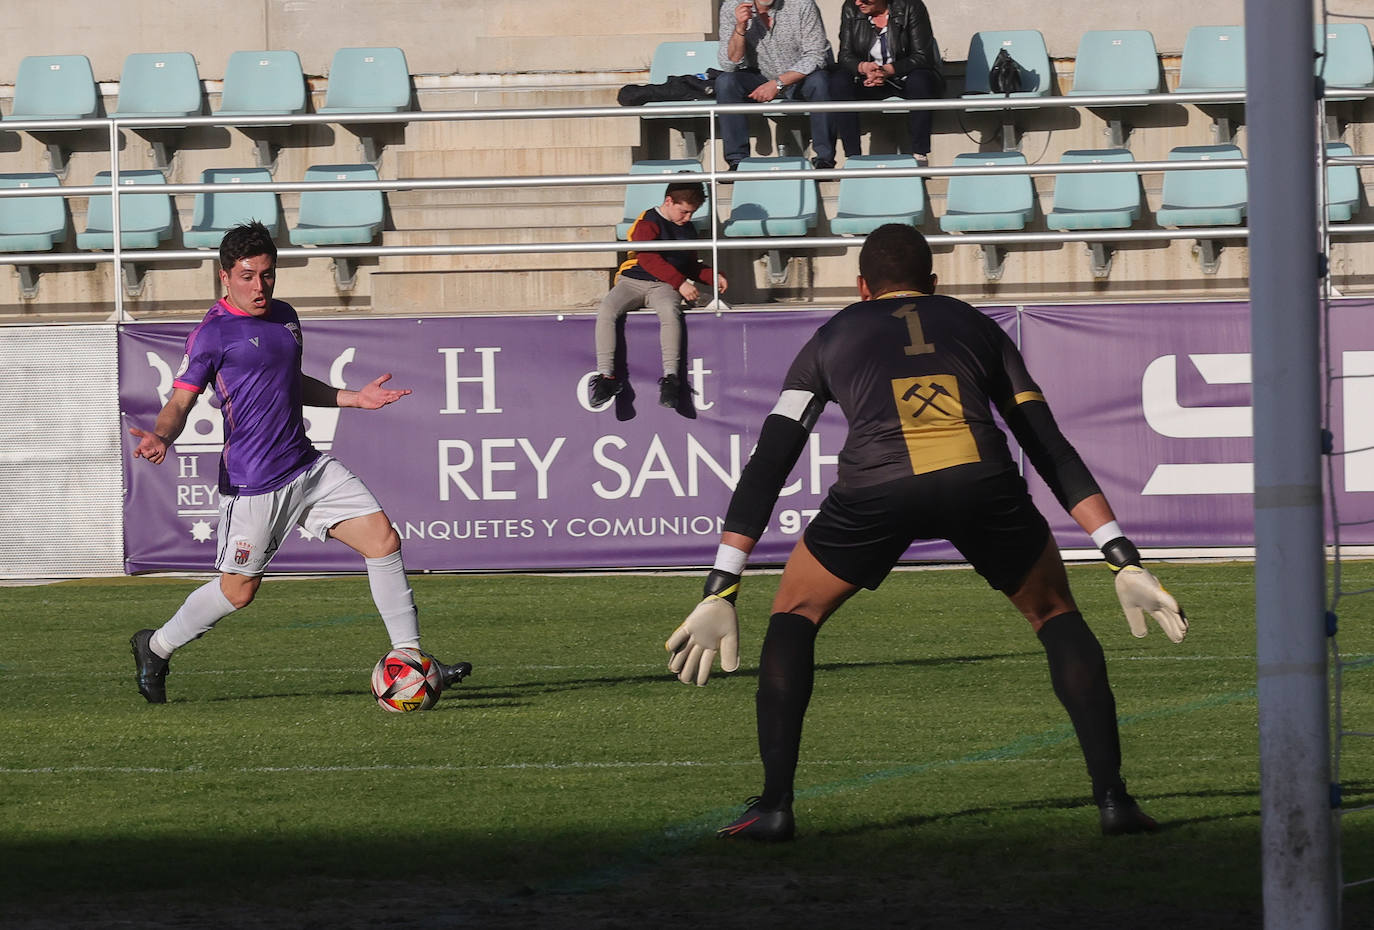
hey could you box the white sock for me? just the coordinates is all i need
[366,550,420,649]
[155,579,238,656]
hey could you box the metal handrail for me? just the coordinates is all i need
[0,85,1365,318]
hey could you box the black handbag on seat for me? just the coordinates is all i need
[989,48,1022,95]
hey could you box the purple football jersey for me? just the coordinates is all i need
[174,298,320,495]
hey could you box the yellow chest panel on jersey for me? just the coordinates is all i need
[890,375,981,475]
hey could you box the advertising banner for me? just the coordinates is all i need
[119,300,1374,573]
[120,309,988,572]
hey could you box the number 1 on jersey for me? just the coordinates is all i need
[893,304,935,356]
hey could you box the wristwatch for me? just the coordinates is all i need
[774,78,786,92]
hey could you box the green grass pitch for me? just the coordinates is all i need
[1,561,1371,928]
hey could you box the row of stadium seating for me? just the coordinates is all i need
[644,24,1373,105]
[0,135,1359,299]
[4,23,1371,176]
[0,165,382,296]
[0,47,411,175]
[618,140,1360,278]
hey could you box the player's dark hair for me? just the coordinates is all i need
[859,223,934,293]
[219,220,278,270]
[665,181,707,208]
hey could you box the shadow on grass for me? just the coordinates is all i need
[175,651,1037,706]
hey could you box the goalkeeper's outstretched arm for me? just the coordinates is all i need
[665,390,824,685]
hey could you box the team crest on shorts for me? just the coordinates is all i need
[233,540,253,565]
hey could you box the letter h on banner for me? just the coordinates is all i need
[439,347,503,414]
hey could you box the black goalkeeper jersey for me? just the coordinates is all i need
[781,293,1098,506]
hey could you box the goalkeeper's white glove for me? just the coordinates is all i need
[1102,536,1188,643]
[665,569,741,686]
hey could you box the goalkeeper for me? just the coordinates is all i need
[665,224,1187,841]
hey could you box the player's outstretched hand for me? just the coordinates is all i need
[355,373,412,409]
[666,596,741,687]
[128,427,169,465]
[1114,566,1188,643]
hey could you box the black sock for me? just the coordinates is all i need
[756,612,818,808]
[1037,611,1123,804]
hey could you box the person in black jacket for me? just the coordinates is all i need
[829,0,945,162]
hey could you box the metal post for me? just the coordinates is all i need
[109,121,125,323]
[1246,1,1338,927]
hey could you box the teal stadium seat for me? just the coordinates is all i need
[1067,31,1160,96]
[1046,149,1140,230]
[830,154,926,236]
[1317,23,1374,91]
[639,41,720,158]
[77,169,175,296]
[1155,144,1246,274]
[616,159,711,239]
[1155,144,1246,227]
[643,41,720,114]
[961,31,1051,149]
[215,50,307,170]
[6,55,98,120]
[939,151,1034,279]
[0,172,67,297]
[961,31,1052,97]
[112,52,204,173]
[939,152,1034,231]
[1174,27,1246,142]
[721,156,817,237]
[1325,142,1361,223]
[1067,30,1160,145]
[318,47,412,165]
[215,50,307,117]
[1047,149,1141,277]
[184,168,281,248]
[1175,26,1246,92]
[113,52,202,118]
[0,173,66,251]
[77,170,175,250]
[4,55,99,178]
[319,47,412,114]
[289,164,384,290]
[1317,23,1374,139]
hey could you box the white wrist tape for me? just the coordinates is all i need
[713,542,749,575]
[1090,520,1125,549]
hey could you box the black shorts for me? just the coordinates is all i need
[801,462,1052,593]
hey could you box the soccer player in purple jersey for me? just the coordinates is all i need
[665,224,1188,839]
[127,221,470,704]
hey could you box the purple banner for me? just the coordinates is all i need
[120,310,962,572]
[118,300,1374,573]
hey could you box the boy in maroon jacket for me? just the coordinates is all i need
[590,181,727,409]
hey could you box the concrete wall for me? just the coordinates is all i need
[8,0,1358,83]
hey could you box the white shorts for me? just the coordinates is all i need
[214,454,383,576]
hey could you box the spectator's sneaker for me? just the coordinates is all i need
[811,156,835,170]
[438,660,473,689]
[130,629,169,704]
[658,373,681,409]
[587,374,622,408]
[717,795,795,841]
[1098,784,1159,835]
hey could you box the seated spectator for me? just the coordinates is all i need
[589,181,728,411]
[829,0,945,164]
[716,0,839,170]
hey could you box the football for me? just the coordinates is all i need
[370,648,443,712]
